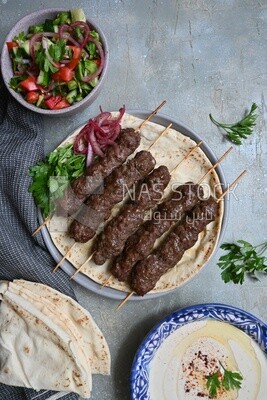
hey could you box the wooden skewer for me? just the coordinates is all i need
[70,251,96,279]
[115,170,247,309]
[73,132,190,280]
[53,242,76,273]
[171,141,203,174]
[55,112,170,275]
[138,100,166,130]
[116,291,134,310]
[71,123,173,278]
[102,147,233,289]
[101,275,112,288]
[217,170,246,202]
[197,146,233,185]
[146,123,172,150]
[101,145,230,289]
[31,215,51,237]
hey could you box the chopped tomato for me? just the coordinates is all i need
[53,98,70,109]
[6,41,18,51]
[94,58,101,67]
[52,67,74,82]
[45,96,62,110]
[20,76,38,92]
[25,91,39,104]
[69,46,82,59]
[65,46,82,70]
[68,57,80,70]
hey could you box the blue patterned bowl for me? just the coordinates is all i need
[130,303,267,400]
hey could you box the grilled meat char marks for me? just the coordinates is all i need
[56,128,140,215]
[69,151,156,242]
[111,183,204,282]
[93,165,171,265]
[131,197,218,296]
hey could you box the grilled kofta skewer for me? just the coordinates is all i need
[69,150,156,242]
[56,128,141,215]
[111,183,204,282]
[93,165,171,265]
[131,197,218,296]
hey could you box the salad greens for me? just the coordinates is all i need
[209,103,258,145]
[7,9,104,110]
[29,144,85,216]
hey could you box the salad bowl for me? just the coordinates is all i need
[1,8,109,116]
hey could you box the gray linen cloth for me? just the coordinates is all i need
[0,81,79,400]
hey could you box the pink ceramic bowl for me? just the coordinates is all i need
[1,8,109,116]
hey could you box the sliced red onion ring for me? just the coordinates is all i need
[70,21,90,48]
[88,130,104,157]
[61,32,81,47]
[73,107,125,166]
[58,24,70,38]
[73,125,90,154]
[94,111,111,125]
[86,144,94,167]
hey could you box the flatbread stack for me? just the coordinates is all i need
[0,279,110,398]
[48,113,224,294]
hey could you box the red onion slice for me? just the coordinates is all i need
[73,125,90,154]
[86,144,94,167]
[73,107,125,166]
[70,21,90,48]
[61,32,81,47]
[88,130,105,157]
[58,24,70,38]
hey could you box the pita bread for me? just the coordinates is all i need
[11,279,110,375]
[0,280,110,398]
[47,113,224,294]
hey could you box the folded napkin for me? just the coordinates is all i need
[0,80,79,400]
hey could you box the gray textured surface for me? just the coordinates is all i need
[0,1,266,399]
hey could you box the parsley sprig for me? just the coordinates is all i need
[218,240,267,284]
[209,103,258,145]
[29,144,85,217]
[206,363,243,398]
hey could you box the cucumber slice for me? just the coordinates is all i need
[12,46,19,57]
[20,40,30,56]
[66,89,78,104]
[71,8,86,22]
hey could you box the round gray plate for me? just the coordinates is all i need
[39,110,229,300]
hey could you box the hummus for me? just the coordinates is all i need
[149,319,267,399]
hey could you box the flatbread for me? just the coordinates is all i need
[47,113,224,294]
[0,280,110,398]
[12,279,110,375]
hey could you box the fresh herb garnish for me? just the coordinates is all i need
[218,240,267,284]
[206,372,221,398]
[209,103,258,145]
[13,31,26,43]
[9,75,27,91]
[35,48,59,74]
[48,39,66,62]
[206,363,243,398]
[28,144,85,217]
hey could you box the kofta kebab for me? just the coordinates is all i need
[32,103,245,299]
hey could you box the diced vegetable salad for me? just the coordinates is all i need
[7,9,105,110]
